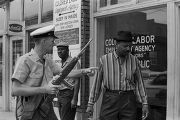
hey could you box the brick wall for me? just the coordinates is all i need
[77,0,90,120]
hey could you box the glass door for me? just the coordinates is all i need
[96,7,167,120]
[10,37,23,111]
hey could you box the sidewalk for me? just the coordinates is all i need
[0,111,15,120]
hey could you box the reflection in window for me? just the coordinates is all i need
[0,8,5,33]
[111,0,118,5]
[10,0,21,21]
[24,0,38,26]
[100,0,107,7]
[102,7,167,120]
[138,0,152,3]
[42,0,53,23]
[149,52,158,65]
[100,0,136,7]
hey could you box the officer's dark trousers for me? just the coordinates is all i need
[100,90,137,120]
[58,89,76,120]
[31,102,58,120]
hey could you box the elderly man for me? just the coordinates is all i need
[86,31,149,120]
[11,25,95,120]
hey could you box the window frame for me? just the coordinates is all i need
[90,0,180,120]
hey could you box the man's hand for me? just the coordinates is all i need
[43,54,53,60]
[142,104,149,120]
[86,104,94,117]
[44,75,60,94]
[71,99,78,109]
[82,67,98,76]
[43,54,53,65]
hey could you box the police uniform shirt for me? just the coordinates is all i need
[12,49,54,87]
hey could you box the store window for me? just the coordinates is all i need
[100,0,107,7]
[111,0,118,5]
[24,0,38,26]
[138,0,154,3]
[12,40,23,72]
[42,0,53,23]
[10,0,21,21]
[28,39,35,52]
[0,8,5,33]
[97,7,167,120]
[99,0,135,8]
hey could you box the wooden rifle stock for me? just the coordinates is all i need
[52,39,93,87]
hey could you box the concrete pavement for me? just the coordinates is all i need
[0,111,15,120]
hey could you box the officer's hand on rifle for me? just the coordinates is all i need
[44,75,60,94]
[71,99,78,109]
[86,104,94,118]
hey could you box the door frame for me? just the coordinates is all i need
[9,36,25,111]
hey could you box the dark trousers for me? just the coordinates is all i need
[31,102,58,120]
[100,90,137,120]
[16,96,58,120]
[58,89,76,120]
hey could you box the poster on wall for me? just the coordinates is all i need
[53,0,81,45]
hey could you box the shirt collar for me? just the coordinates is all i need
[61,56,72,67]
[113,51,119,59]
[29,49,41,62]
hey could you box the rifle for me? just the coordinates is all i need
[51,38,93,88]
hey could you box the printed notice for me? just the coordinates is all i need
[54,0,81,45]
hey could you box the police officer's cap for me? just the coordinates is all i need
[30,25,58,39]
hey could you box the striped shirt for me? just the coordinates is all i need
[89,51,147,105]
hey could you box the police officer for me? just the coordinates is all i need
[12,25,60,120]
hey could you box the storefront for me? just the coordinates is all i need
[0,0,62,111]
[89,0,180,120]
[1,0,180,120]
[0,2,90,119]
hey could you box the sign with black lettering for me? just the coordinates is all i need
[55,28,79,45]
[54,0,81,45]
[8,21,25,36]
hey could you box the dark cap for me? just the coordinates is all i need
[56,41,69,47]
[30,25,58,39]
[114,31,133,42]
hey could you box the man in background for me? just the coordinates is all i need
[56,41,80,120]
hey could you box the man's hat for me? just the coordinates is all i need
[114,31,133,42]
[30,25,58,39]
[56,41,69,47]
